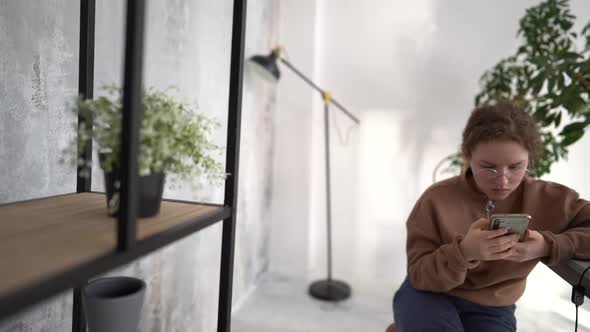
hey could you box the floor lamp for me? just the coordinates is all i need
[249,47,360,301]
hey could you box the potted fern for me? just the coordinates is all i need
[71,86,224,217]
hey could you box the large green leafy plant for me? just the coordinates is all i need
[72,86,224,183]
[436,0,590,180]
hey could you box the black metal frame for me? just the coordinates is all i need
[76,0,95,193]
[0,0,246,331]
[73,0,95,329]
[218,0,246,330]
[71,287,85,332]
[118,0,145,253]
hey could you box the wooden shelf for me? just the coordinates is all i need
[0,192,229,299]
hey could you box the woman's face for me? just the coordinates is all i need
[468,140,529,201]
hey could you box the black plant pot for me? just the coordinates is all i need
[103,170,165,218]
[99,153,165,217]
[83,276,146,332]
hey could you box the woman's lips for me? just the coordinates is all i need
[492,188,510,193]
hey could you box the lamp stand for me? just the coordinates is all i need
[250,49,358,302]
[308,98,351,302]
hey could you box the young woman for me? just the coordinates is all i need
[392,102,590,331]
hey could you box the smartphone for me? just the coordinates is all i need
[489,214,531,241]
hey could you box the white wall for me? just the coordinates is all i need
[263,0,318,276]
[308,0,361,281]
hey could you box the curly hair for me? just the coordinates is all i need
[461,101,543,167]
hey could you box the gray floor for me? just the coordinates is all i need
[232,272,393,332]
[232,220,405,332]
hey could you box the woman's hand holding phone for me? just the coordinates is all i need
[459,218,521,262]
[504,229,551,262]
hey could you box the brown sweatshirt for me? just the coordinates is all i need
[406,170,590,306]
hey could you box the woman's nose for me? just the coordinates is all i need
[494,171,510,185]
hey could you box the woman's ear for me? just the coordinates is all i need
[461,148,471,163]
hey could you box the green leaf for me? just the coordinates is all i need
[531,55,549,67]
[560,121,587,135]
[544,113,556,126]
[561,20,574,31]
[547,76,556,93]
[534,105,550,121]
[531,73,546,95]
[571,95,587,114]
[561,129,585,146]
[562,51,582,60]
[555,111,562,127]
[552,140,560,160]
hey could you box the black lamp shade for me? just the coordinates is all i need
[249,52,281,81]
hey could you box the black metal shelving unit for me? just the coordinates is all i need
[0,0,246,331]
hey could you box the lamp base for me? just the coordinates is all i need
[308,279,351,301]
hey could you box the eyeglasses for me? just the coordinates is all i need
[474,166,528,181]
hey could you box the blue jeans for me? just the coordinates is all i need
[393,278,516,332]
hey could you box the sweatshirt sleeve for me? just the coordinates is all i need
[540,189,590,266]
[406,194,480,292]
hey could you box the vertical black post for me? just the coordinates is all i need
[73,1,95,331]
[72,286,86,332]
[218,0,247,331]
[118,0,145,251]
[323,102,333,281]
[76,0,95,193]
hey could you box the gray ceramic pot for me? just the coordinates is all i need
[83,276,146,332]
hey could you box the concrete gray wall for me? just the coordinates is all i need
[0,0,79,204]
[0,0,278,331]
